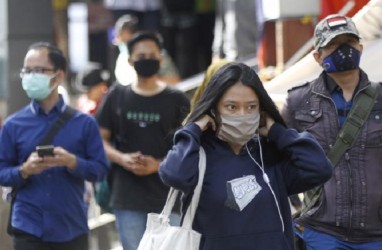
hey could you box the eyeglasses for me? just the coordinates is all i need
[19,67,56,78]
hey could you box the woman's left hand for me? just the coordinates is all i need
[258,113,275,137]
[194,114,217,132]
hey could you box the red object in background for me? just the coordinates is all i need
[320,0,370,19]
[257,0,370,70]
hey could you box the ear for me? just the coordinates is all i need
[359,43,363,53]
[128,57,134,66]
[313,50,322,65]
[53,69,65,85]
[209,109,220,125]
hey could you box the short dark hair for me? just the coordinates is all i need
[28,42,67,71]
[186,62,286,127]
[82,68,111,88]
[127,31,163,56]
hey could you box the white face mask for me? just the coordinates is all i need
[216,113,260,145]
[118,43,128,53]
[22,73,55,100]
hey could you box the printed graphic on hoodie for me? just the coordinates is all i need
[225,175,262,211]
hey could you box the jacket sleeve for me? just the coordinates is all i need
[159,123,203,194]
[267,123,332,195]
[281,91,297,129]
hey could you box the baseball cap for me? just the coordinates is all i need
[314,14,360,50]
[82,69,110,88]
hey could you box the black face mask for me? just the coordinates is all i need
[134,58,160,77]
[322,43,361,73]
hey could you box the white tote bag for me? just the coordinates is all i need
[137,147,206,250]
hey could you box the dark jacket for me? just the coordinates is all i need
[282,70,382,242]
[159,123,332,250]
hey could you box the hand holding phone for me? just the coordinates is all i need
[36,145,55,157]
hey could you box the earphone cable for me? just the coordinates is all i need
[246,139,285,232]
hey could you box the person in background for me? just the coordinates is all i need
[190,59,229,111]
[96,31,190,250]
[282,14,382,249]
[160,0,199,78]
[113,14,181,85]
[212,0,263,62]
[159,62,332,250]
[77,65,112,115]
[0,42,108,250]
[161,0,217,78]
[194,0,216,73]
[75,64,113,214]
[87,0,114,70]
[103,0,161,31]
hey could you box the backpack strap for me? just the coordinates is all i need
[301,82,380,215]
[327,82,379,166]
[38,106,77,146]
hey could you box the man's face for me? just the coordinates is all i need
[129,40,162,65]
[315,34,362,63]
[22,48,58,86]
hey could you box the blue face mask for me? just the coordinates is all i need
[322,43,361,73]
[22,73,56,100]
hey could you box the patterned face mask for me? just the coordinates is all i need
[322,43,361,73]
[216,113,260,146]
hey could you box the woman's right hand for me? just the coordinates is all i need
[194,114,217,132]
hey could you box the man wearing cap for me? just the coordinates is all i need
[282,14,382,249]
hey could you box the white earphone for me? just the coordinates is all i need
[245,136,285,232]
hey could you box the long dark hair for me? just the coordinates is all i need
[185,62,286,127]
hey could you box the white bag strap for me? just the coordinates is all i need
[160,187,179,219]
[182,147,206,229]
[159,147,207,228]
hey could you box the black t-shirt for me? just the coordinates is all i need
[96,84,190,212]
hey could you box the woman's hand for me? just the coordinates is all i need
[258,113,275,137]
[194,115,217,132]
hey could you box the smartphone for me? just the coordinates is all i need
[36,145,55,157]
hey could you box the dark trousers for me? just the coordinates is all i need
[13,230,88,250]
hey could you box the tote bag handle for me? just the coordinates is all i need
[160,147,206,229]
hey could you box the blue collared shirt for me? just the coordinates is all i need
[330,88,353,127]
[327,76,355,127]
[0,97,109,242]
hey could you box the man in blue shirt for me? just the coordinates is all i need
[0,42,109,250]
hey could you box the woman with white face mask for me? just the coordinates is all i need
[159,62,333,250]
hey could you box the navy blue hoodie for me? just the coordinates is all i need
[159,123,332,250]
